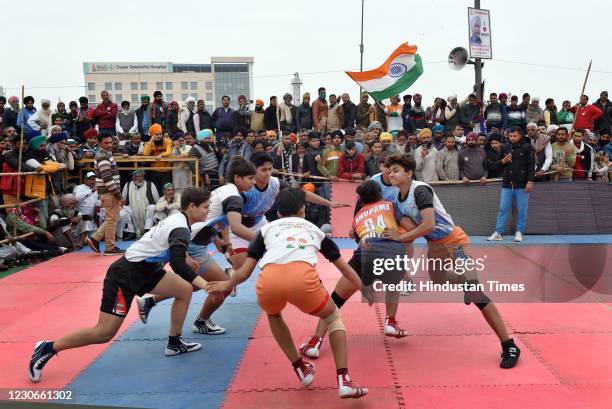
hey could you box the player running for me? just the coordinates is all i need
[206,188,368,399]
[29,188,217,383]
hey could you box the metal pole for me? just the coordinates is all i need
[13,86,25,241]
[359,0,364,95]
[474,0,483,101]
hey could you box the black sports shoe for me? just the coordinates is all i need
[29,341,56,382]
[165,337,202,356]
[500,339,521,369]
[104,247,126,256]
[137,296,156,324]
[86,237,100,254]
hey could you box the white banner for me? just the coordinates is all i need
[467,8,492,59]
[84,62,172,74]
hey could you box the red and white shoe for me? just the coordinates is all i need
[299,336,323,359]
[293,361,315,387]
[338,373,368,399]
[384,317,408,338]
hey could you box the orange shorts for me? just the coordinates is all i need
[427,226,472,260]
[256,261,330,316]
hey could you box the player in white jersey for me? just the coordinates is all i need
[228,152,349,274]
[29,188,218,383]
[206,189,368,399]
[137,156,257,335]
[384,153,520,369]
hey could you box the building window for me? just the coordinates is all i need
[181,81,188,90]
[190,81,197,90]
[115,94,123,103]
[131,82,138,90]
[166,93,174,101]
[105,82,112,91]
[205,81,213,90]
[87,83,95,91]
[191,93,198,100]
[156,82,163,90]
[140,82,148,90]
[88,95,96,103]
[131,94,139,102]
[181,93,189,101]
[206,93,213,101]
[115,82,122,91]
[165,82,173,90]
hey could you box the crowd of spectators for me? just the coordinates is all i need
[0,87,610,267]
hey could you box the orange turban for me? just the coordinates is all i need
[149,124,163,135]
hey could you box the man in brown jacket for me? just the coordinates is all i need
[326,94,345,132]
[311,87,328,131]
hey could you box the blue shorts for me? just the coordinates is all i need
[187,243,216,275]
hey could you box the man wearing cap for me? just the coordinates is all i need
[525,97,544,125]
[295,93,313,130]
[154,183,181,224]
[120,169,159,239]
[414,128,439,182]
[72,97,94,140]
[94,91,118,136]
[444,95,462,131]
[379,132,393,152]
[189,129,221,189]
[143,124,174,191]
[47,132,74,196]
[17,96,38,135]
[135,95,152,141]
[250,99,266,132]
[26,99,52,137]
[431,124,445,150]
[151,91,167,126]
[459,132,488,184]
[74,172,99,236]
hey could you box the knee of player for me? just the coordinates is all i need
[96,327,119,343]
[322,308,345,334]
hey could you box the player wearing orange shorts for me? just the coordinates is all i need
[206,188,368,399]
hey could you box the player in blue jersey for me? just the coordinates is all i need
[383,153,520,369]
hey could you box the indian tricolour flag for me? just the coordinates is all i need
[346,43,423,102]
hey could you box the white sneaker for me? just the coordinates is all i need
[193,318,226,335]
[514,232,523,242]
[487,232,503,241]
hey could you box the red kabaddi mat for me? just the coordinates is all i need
[329,182,358,238]
[222,253,612,409]
[0,252,139,389]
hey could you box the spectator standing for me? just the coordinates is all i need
[557,100,575,132]
[178,97,196,134]
[356,92,373,130]
[250,99,266,132]
[444,95,462,131]
[435,134,460,181]
[425,97,446,128]
[408,93,426,130]
[27,99,52,137]
[72,97,94,141]
[526,123,552,179]
[2,96,20,132]
[571,95,603,131]
[487,127,535,242]
[219,127,252,182]
[593,91,612,133]
[278,93,295,131]
[458,132,488,184]
[87,132,124,255]
[571,129,594,180]
[484,93,506,131]
[525,97,544,125]
[295,93,313,130]
[326,94,345,132]
[143,124,173,191]
[544,98,558,127]
[115,101,138,139]
[135,96,152,140]
[460,94,480,134]
[341,93,357,130]
[414,128,439,182]
[264,96,280,132]
[235,95,251,129]
[385,95,403,133]
[94,91,118,135]
[485,133,505,179]
[550,127,577,182]
[164,101,180,136]
[212,95,235,140]
[453,124,466,146]
[189,129,221,190]
[317,131,343,181]
[338,141,365,181]
[312,87,329,132]
[51,102,70,133]
[17,96,37,136]
[150,91,167,126]
[506,95,526,130]
[192,100,213,134]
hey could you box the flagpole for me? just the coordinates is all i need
[359,0,365,96]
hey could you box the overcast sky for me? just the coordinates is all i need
[2,0,611,108]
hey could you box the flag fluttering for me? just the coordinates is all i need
[346,43,423,101]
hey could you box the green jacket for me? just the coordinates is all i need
[5,213,47,236]
[317,146,342,177]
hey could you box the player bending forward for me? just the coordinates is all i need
[206,188,368,399]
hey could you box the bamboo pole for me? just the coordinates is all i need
[13,86,25,239]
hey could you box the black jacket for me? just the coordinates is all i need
[342,101,357,129]
[501,139,535,188]
[264,106,279,131]
[486,148,504,179]
[295,103,313,130]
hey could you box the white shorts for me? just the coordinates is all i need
[230,217,268,252]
